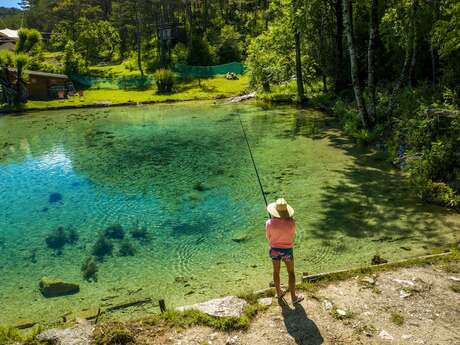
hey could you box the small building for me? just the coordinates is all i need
[0,28,18,51]
[5,68,75,100]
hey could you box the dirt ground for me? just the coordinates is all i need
[136,262,460,345]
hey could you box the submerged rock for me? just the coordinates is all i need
[232,234,249,243]
[39,277,80,298]
[371,255,388,265]
[176,296,248,317]
[49,192,63,203]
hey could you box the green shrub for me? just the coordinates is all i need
[154,69,175,94]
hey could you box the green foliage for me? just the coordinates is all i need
[187,37,215,66]
[16,28,42,54]
[154,69,175,94]
[171,43,189,65]
[216,25,242,64]
[402,112,460,208]
[64,41,88,75]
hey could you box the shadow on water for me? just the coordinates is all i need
[279,299,324,345]
[310,130,459,247]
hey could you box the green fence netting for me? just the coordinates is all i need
[174,62,245,77]
[69,74,153,90]
[69,62,245,89]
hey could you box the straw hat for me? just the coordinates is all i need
[267,198,294,218]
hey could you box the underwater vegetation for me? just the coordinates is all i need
[193,181,208,192]
[118,239,136,257]
[45,226,79,252]
[67,226,79,244]
[104,224,125,240]
[81,256,98,281]
[48,192,63,203]
[92,234,114,260]
[130,225,149,240]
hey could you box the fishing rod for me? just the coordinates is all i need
[236,111,271,218]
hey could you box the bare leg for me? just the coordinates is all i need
[272,259,282,297]
[285,258,297,301]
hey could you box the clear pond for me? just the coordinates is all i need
[0,102,458,325]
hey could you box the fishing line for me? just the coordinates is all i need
[237,111,270,215]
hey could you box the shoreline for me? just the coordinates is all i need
[6,250,457,332]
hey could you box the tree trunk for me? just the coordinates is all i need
[186,1,193,56]
[334,0,345,94]
[408,14,417,87]
[343,0,370,128]
[135,2,144,77]
[367,0,378,122]
[429,0,439,86]
[294,30,305,103]
[293,0,305,103]
[386,0,417,118]
[203,0,209,32]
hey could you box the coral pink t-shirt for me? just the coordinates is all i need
[265,218,296,249]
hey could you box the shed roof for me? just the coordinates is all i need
[8,67,69,79]
[0,29,19,39]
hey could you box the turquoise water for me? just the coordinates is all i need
[0,102,458,325]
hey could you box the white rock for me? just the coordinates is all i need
[225,335,239,344]
[176,296,248,317]
[402,334,413,340]
[336,309,347,317]
[393,278,415,287]
[37,323,94,345]
[323,300,333,311]
[448,276,460,282]
[379,330,394,341]
[361,276,376,285]
[258,297,273,306]
[400,289,412,299]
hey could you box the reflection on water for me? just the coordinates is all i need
[0,102,458,325]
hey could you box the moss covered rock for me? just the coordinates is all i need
[39,277,80,298]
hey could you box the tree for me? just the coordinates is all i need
[343,0,371,128]
[367,0,379,121]
[292,0,305,102]
[334,0,346,93]
[386,0,418,118]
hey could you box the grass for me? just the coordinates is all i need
[302,250,459,285]
[0,325,43,345]
[23,75,250,110]
[390,312,405,326]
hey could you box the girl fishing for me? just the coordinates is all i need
[266,198,303,304]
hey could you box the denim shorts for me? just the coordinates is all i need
[269,247,293,261]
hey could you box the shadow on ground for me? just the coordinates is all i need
[280,299,324,345]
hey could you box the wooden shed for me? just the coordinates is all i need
[5,68,75,100]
